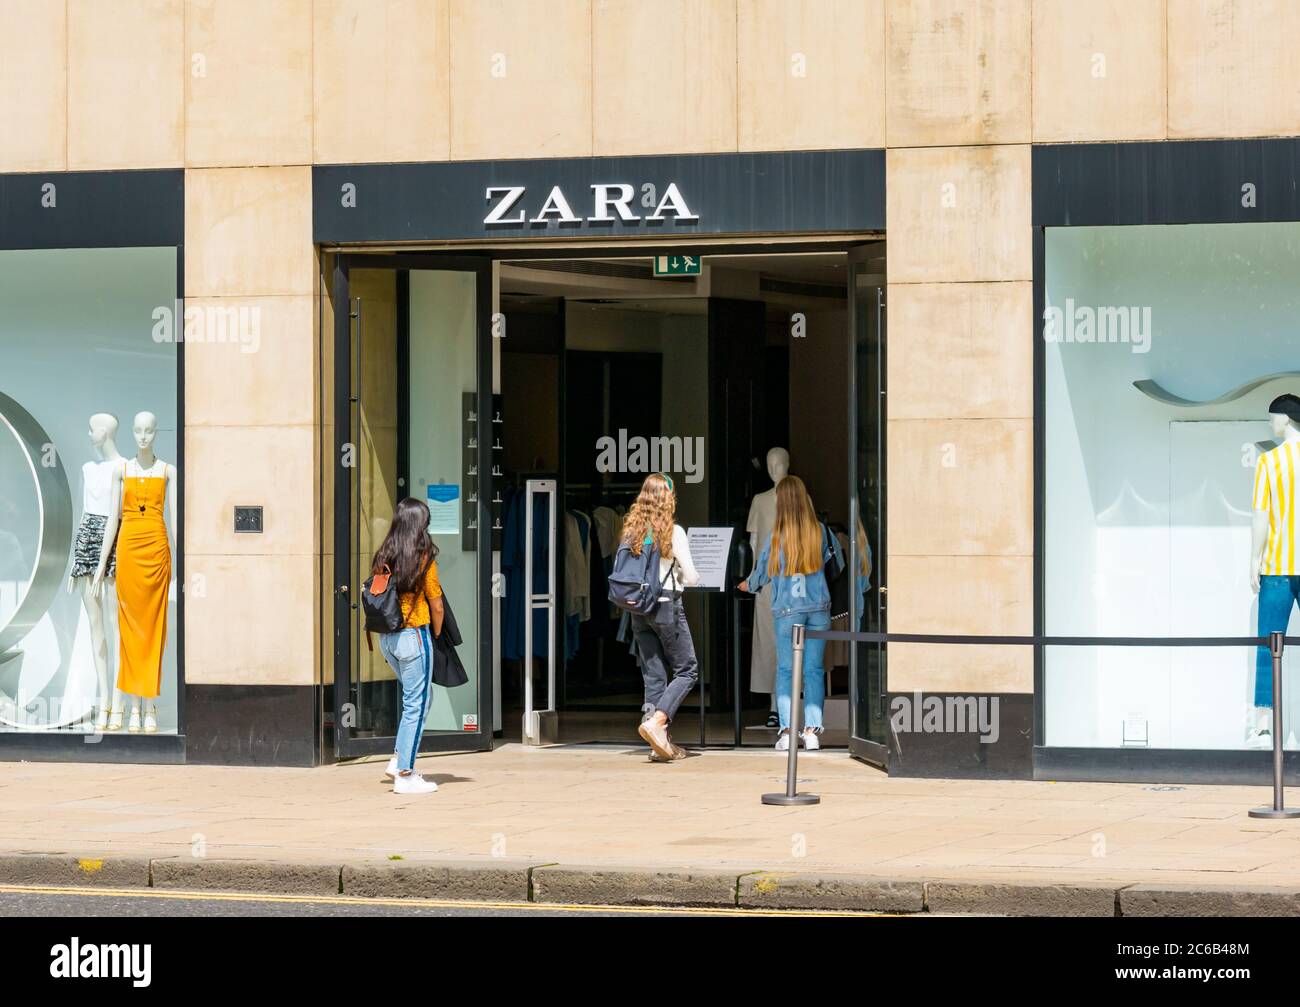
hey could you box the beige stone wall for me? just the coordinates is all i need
[183,166,317,688]
[883,2,1034,697]
[1,0,1298,702]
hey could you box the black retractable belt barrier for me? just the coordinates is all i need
[756,627,1300,817]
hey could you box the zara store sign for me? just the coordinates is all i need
[312,149,884,243]
[483,182,698,226]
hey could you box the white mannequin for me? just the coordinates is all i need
[66,414,122,730]
[1248,406,1300,747]
[92,411,177,733]
[747,447,790,718]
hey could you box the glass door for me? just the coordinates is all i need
[848,245,889,764]
[332,255,493,759]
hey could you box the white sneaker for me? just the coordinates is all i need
[393,772,438,794]
[775,730,791,751]
[384,756,399,779]
[801,729,821,751]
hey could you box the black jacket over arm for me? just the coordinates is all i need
[432,593,469,688]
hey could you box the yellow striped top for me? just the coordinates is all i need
[1253,441,1300,575]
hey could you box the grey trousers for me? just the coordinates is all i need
[630,597,699,722]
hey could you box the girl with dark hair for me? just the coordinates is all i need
[371,497,444,794]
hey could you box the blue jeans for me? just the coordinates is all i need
[1256,576,1300,708]
[774,609,830,732]
[379,625,433,771]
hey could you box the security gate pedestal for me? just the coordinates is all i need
[523,479,558,746]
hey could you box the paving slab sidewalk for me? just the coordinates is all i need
[3,744,1300,915]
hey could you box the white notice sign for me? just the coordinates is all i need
[686,527,734,591]
[426,483,461,536]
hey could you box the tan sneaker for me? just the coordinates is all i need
[637,717,675,760]
[649,740,688,763]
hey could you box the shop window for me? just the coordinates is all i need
[0,247,179,736]
[1044,223,1300,750]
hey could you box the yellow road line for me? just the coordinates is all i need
[0,883,907,917]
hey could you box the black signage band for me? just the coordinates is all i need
[314,148,885,244]
[0,169,184,250]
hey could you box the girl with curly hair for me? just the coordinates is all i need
[621,472,699,761]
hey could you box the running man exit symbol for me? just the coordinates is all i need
[653,254,700,276]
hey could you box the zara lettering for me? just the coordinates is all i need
[483,183,699,226]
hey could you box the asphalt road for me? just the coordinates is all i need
[0,886,878,918]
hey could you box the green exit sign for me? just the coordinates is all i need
[653,254,701,276]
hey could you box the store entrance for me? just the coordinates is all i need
[494,247,887,754]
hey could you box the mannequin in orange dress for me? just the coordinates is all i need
[92,411,176,734]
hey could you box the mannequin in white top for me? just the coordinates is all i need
[747,448,789,720]
[93,411,177,734]
[66,414,123,731]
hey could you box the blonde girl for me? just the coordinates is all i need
[739,475,842,750]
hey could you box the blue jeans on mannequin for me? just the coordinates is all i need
[379,625,434,772]
[1255,576,1300,708]
[774,609,830,732]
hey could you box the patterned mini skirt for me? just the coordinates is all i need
[70,513,116,579]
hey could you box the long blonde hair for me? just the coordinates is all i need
[768,475,822,577]
[622,473,676,559]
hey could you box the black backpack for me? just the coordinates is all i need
[607,538,673,615]
[822,524,850,620]
[361,564,406,634]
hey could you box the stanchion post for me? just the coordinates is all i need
[763,624,820,807]
[733,590,742,748]
[1250,631,1300,819]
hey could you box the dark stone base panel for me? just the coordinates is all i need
[884,693,1033,779]
[0,732,185,764]
[1035,746,1300,786]
[185,684,319,767]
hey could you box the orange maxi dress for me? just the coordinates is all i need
[116,473,170,698]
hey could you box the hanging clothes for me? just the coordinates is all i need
[564,510,591,622]
[587,522,610,631]
[501,486,554,660]
[564,510,592,660]
[501,487,525,661]
[592,506,623,562]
